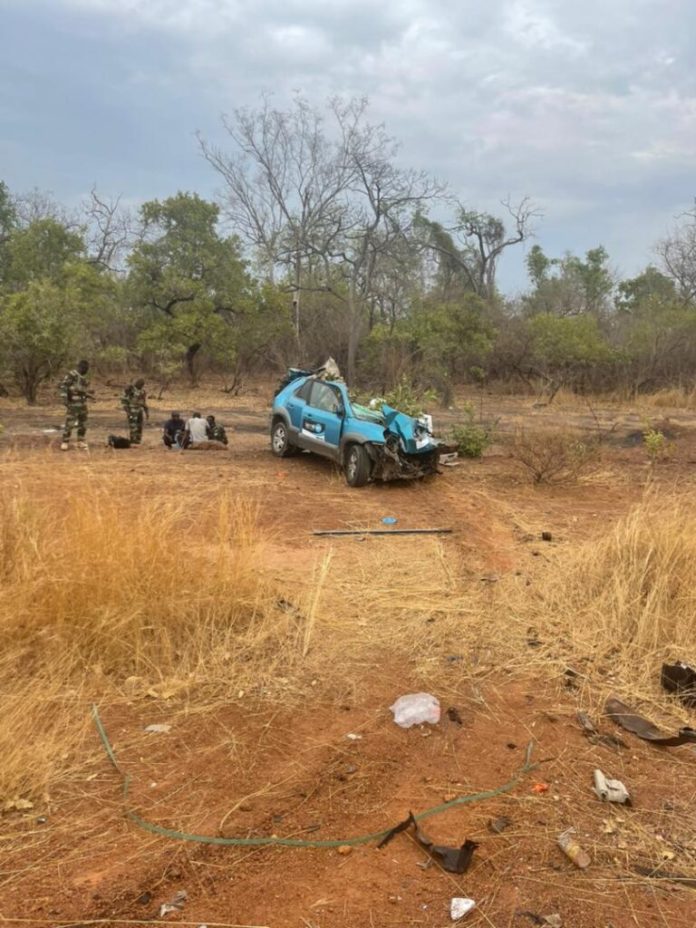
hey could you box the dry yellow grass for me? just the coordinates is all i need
[2,461,694,805]
[497,495,696,713]
[0,486,288,801]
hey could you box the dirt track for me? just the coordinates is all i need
[1,390,696,928]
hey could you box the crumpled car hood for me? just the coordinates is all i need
[382,404,436,455]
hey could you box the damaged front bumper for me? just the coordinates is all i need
[364,431,440,482]
[364,403,440,481]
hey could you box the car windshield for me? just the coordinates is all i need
[351,402,385,424]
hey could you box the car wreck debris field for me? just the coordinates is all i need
[0,387,695,928]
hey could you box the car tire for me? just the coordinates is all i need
[271,419,296,457]
[344,443,371,487]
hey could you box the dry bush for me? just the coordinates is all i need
[639,386,696,409]
[503,497,696,706]
[510,428,600,484]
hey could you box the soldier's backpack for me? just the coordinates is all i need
[108,435,131,449]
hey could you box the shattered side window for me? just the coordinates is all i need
[294,379,313,401]
[310,382,342,413]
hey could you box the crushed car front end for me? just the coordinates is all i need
[347,403,440,482]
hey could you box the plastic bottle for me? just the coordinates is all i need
[558,828,591,869]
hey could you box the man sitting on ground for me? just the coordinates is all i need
[206,415,229,446]
[182,411,209,449]
[162,411,186,449]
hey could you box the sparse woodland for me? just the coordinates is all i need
[1,97,695,406]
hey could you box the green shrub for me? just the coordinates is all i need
[643,427,667,462]
[449,404,494,458]
[355,377,437,418]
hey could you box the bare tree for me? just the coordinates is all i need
[200,95,441,379]
[11,187,77,228]
[657,201,696,304]
[82,187,135,273]
[417,197,539,302]
[327,104,441,378]
[199,94,354,341]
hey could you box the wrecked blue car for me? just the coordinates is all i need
[271,371,440,487]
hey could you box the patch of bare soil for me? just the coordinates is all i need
[1,389,695,927]
[2,676,695,928]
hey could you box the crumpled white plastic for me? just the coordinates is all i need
[390,693,441,728]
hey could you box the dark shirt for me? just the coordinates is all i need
[208,423,228,445]
[163,417,185,438]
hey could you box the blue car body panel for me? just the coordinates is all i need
[271,375,440,483]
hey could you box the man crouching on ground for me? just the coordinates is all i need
[206,415,229,446]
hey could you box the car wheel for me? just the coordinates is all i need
[271,419,296,457]
[344,444,371,487]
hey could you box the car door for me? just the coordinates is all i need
[285,378,313,437]
[300,381,344,459]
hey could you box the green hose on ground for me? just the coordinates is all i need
[91,703,537,849]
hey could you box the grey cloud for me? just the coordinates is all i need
[2,0,695,289]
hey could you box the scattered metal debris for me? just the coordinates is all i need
[576,711,597,734]
[378,812,478,874]
[605,696,696,746]
[312,528,453,536]
[541,531,553,541]
[558,828,591,869]
[632,865,696,890]
[159,889,187,917]
[390,693,441,728]
[489,816,512,834]
[382,516,398,525]
[593,769,631,805]
[517,912,562,927]
[576,710,626,749]
[661,662,696,707]
[450,897,476,920]
[345,733,362,741]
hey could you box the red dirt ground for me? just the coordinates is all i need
[1,389,695,928]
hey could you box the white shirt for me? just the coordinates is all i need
[186,417,208,443]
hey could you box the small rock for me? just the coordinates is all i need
[541,531,553,542]
[346,733,362,741]
[238,802,253,812]
[543,916,562,928]
[344,764,358,774]
[450,897,476,920]
[337,845,352,856]
[144,724,171,734]
[443,792,457,802]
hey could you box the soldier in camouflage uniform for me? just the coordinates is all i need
[120,378,149,444]
[60,360,93,451]
[206,415,229,445]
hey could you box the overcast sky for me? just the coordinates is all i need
[1,0,694,291]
